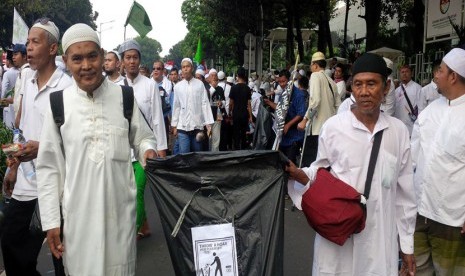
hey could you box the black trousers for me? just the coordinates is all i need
[1,198,44,276]
[232,118,248,150]
[279,141,302,164]
[301,135,319,168]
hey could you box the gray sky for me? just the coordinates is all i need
[90,0,188,56]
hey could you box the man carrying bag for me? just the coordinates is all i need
[286,53,417,276]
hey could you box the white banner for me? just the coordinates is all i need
[426,0,463,39]
[13,8,29,44]
[191,223,238,276]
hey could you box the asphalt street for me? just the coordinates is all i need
[2,188,315,275]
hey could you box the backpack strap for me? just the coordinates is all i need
[120,85,134,130]
[50,90,64,129]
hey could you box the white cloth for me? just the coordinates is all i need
[394,80,422,135]
[154,75,173,97]
[337,95,355,114]
[251,91,261,118]
[13,68,71,200]
[335,79,346,101]
[2,67,19,128]
[171,77,214,130]
[13,64,32,114]
[418,80,440,112]
[380,75,396,116]
[37,79,156,275]
[107,74,124,83]
[219,81,231,115]
[290,111,416,275]
[411,95,465,226]
[61,23,100,54]
[306,70,340,135]
[117,75,167,151]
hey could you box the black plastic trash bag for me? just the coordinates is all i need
[253,99,275,150]
[146,150,286,276]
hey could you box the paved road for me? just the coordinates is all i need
[2,190,316,275]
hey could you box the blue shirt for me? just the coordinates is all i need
[280,87,308,147]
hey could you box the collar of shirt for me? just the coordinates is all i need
[448,92,465,107]
[349,110,389,134]
[126,74,144,86]
[31,67,65,93]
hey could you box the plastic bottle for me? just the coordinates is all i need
[12,129,36,182]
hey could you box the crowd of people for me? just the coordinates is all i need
[0,18,465,276]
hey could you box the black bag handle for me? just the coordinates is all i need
[363,130,384,200]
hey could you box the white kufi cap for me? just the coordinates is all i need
[32,20,60,42]
[443,48,465,78]
[62,23,100,53]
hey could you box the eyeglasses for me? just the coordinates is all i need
[34,17,50,25]
[153,67,163,71]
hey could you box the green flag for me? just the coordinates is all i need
[193,37,203,65]
[125,1,152,38]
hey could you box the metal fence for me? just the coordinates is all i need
[394,50,445,86]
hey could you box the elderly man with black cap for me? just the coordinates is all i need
[286,53,417,275]
[411,47,465,275]
[36,23,157,275]
[1,18,72,276]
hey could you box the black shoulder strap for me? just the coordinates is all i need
[363,130,384,199]
[120,85,134,127]
[50,90,64,128]
[401,84,415,114]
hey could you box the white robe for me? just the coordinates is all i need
[37,79,157,276]
[291,111,417,275]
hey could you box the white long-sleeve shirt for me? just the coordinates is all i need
[411,95,465,227]
[37,79,156,275]
[13,68,71,200]
[394,80,422,135]
[289,110,416,275]
[418,80,440,112]
[117,74,167,151]
[171,77,214,131]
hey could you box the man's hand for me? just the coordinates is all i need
[206,125,212,138]
[283,123,291,135]
[47,228,64,259]
[172,127,177,137]
[13,140,39,162]
[285,160,310,184]
[400,252,416,276]
[142,149,157,167]
[297,118,308,131]
[3,160,19,197]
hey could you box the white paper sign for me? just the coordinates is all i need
[191,223,238,276]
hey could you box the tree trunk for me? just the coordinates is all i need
[293,0,304,61]
[342,0,350,58]
[317,10,327,52]
[363,0,382,51]
[324,0,334,57]
[412,0,425,53]
[285,0,295,67]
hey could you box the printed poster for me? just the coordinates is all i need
[191,223,238,276]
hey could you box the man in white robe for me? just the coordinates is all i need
[36,23,157,276]
[286,53,417,275]
[411,48,465,275]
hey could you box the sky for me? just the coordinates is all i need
[90,0,188,56]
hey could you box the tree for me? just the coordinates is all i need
[0,0,96,49]
[134,36,162,67]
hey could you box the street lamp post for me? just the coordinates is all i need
[98,20,115,42]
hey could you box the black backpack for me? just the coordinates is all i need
[49,85,134,133]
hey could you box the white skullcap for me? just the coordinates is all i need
[443,48,465,78]
[118,40,140,55]
[209,68,217,74]
[195,69,205,76]
[181,58,193,65]
[109,50,121,61]
[226,76,234,83]
[62,23,100,53]
[32,20,60,42]
[299,69,306,76]
[383,57,394,71]
[218,71,225,80]
[311,51,325,62]
[248,81,255,90]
